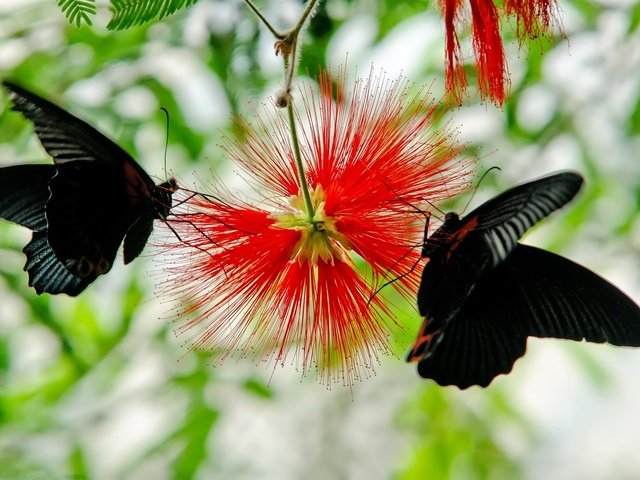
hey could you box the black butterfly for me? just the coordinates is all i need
[407,171,640,388]
[0,82,176,296]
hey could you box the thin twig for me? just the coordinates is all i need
[243,0,284,38]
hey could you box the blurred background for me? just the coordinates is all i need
[1,0,640,478]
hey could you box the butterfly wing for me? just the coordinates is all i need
[0,164,93,295]
[0,164,54,230]
[23,231,89,296]
[414,301,528,389]
[122,179,176,264]
[414,243,640,388]
[416,227,493,320]
[499,244,640,345]
[412,246,529,388]
[417,172,584,317]
[461,171,584,266]
[46,162,136,279]
[411,172,587,377]
[3,82,150,175]
[123,213,154,265]
[3,82,168,287]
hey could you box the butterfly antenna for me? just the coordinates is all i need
[160,107,170,180]
[422,197,445,217]
[460,166,502,215]
[376,172,445,219]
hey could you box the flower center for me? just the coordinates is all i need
[272,184,351,265]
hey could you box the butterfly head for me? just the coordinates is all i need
[152,178,177,220]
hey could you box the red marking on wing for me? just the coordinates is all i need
[407,334,435,362]
[407,316,439,362]
[446,215,479,260]
[123,161,150,204]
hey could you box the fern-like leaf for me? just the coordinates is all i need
[108,0,199,30]
[57,0,96,27]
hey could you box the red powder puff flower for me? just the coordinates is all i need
[441,0,560,105]
[158,68,473,386]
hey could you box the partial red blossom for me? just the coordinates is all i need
[441,0,560,105]
[157,68,473,386]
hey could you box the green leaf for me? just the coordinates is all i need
[57,0,96,27]
[108,0,199,30]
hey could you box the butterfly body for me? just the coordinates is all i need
[0,82,175,296]
[408,172,640,388]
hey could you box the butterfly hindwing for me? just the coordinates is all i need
[416,243,640,388]
[497,244,640,345]
[413,243,531,387]
[45,162,140,279]
[23,231,89,296]
[0,164,92,296]
[414,301,528,389]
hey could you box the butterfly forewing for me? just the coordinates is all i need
[416,226,492,318]
[122,179,177,264]
[4,82,140,169]
[463,171,583,266]
[123,214,154,264]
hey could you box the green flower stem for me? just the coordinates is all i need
[287,101,315,221]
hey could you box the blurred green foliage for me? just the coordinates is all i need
[396,385,530,480]
[0,0,639,479]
